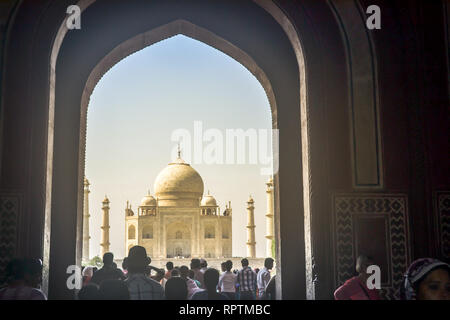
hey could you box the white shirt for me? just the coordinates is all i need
[256,267,271,296]
[219,271,237,293]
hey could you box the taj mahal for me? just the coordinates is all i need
[124,152,233,259]
[82,151,275,264]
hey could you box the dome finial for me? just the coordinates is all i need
[177,142,181,159]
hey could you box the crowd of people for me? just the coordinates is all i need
[334,255,450,300]
[0,246,448,300]
[75,246,276,300]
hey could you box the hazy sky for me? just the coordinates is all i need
[85,35,272,259]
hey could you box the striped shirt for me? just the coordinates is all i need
[237,267,257,292]
[125,273,164,300]
[256,267,271,297]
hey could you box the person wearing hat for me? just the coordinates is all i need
[400,258,450,300]
[124,246,164,300]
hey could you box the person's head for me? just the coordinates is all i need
[188,269,195,279]
[102,252,114,267]
[204,268,220,291]
[77,284,99,300]
[264,257,274,270]
[179,265,189,279]
[171,269,180,277]
[225,260,233,272]
[122,257,128,271]
[165,277,188,300]
[200,259,208,269]
[144,265,151,277]
[190,258,201,270]
[4,258,25,284]
[221,262,227,272]
[241,258,249,267]
[98,279,130,300]
[153,268,165,281]
[82,266,94,278]
[23,258,43,288]
[401,258,450,300]
[127,246,151,274]
[166,261,174,271]
[255,268,260,274]
[355,255,374,277]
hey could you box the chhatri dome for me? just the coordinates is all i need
[140,191,156,207]
[153,152,204,207]
[201,191,217,207]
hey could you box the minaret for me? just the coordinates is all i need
[246,195,256,258]
[82,177,91,262]
[265,177,274,257]
[100,195,110,256]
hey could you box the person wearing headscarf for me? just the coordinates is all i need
[400,258,450,300]
[82,266,94,286]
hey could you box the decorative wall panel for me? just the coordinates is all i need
[0,194,20,279]
[333,194,409,299]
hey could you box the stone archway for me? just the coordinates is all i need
[35,0,378,300]
[44,0,306,300]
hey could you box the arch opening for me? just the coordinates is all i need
[44,0,309,300]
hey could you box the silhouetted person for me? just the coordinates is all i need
[179,265,201,299]
[165,261,174,279]
[236,258,257,300]
[190,258,204,288]
[200,259,208,273]
[98,279,130,300]
[189,269,201,288]
[90,252,125,285]
[122,257,128,276]
[125,246,164,300]
[191,268,228,300]
[257,258,274,299]
[150,267,165,282]
[77,283,99,300]
[165,277,188,300]
[171,269,180,277]
[0,258,46,300]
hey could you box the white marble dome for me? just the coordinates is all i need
[154,157,204,202]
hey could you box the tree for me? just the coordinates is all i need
[84,255,103,268]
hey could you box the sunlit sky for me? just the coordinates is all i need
[86,35,272,259]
